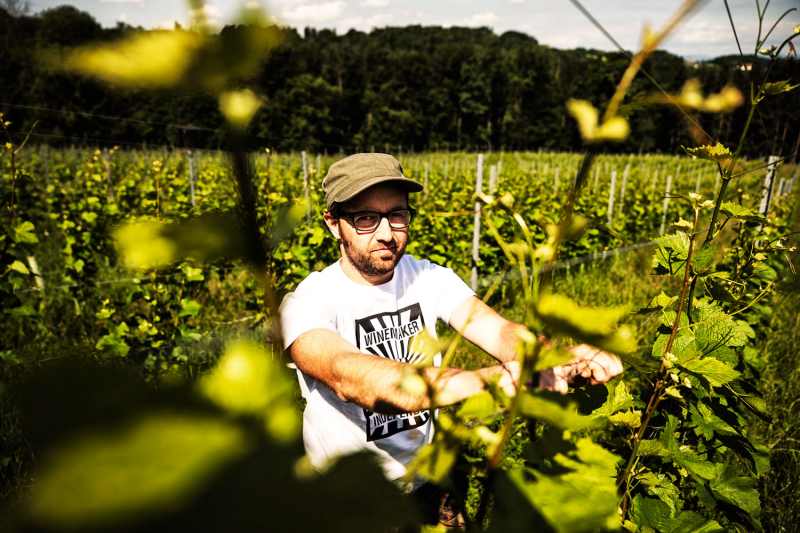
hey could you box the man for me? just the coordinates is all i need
[279,153,622,526]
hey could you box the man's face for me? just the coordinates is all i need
[326,182,410,279]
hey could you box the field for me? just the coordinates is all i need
[2,143,799,531]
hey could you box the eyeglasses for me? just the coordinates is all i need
[338,208,416,232]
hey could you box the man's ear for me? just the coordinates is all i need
[323,211,342,240]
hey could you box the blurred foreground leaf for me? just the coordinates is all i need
[534,294,635,355]
[114,214,246,270]
[200,341,300,443]
[28,412,250,530]
[490,435,619,533]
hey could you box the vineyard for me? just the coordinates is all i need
[2,0,800,532]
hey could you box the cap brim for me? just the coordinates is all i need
[331,175,424,206]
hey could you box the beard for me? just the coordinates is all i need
[340,231,407,278]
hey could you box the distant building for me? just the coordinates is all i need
[737,62,753,71]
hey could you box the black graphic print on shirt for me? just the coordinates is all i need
[355,303,431,442]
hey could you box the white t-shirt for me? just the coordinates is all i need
[279,254,475,488]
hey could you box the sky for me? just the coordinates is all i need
[27,0,800,60]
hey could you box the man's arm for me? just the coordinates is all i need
[448,296,623,392]
[289,328,520,415]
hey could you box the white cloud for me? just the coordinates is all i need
[360,0,389,7]
[246,1,262,9]
[281,1,347,22]
[455,12,498,27]
[339,16,363,26]
[97,0,143,3]
[508,0,524,4]
[118,13,127,22]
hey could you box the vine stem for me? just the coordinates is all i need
[618,204,700,514]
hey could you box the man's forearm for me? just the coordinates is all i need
[330,351,490,415]
[491,321,534,363]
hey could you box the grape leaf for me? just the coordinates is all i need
[708,465,761,523]
[636,292,677,315]
[457,391,496,419]
[636,472,682,513]
[178,299,202,317]
[681,143,743,175]
[761,79,799,97]
[493,437,620,533]
[517,391,592,430]
[719,202,766,223]
[534,294,635,355]
[11,221,39,244]
[590,381,635,419]
[636,440,670,457]
[681,357,740,388]
[692,303,748,348]
[689,402,737,439]
[608,410,641,429]
[705,278,736,303]
[8,260,30,275]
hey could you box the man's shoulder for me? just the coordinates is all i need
[398,254,451,278]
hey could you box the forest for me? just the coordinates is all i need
[1,4,799,157]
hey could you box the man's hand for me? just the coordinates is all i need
[539,344,623,394]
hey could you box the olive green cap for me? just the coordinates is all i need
[322,153,423,210]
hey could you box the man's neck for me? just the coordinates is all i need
[339,256,394,286]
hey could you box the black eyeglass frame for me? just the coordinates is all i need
[337,207,417,233]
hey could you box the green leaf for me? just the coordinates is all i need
[761,79,799,97]
[659,415,717,480]
[691,243,717,272]
[681,143,743,174]
[665,511,724,533]
[631,495,671,529]
[652,232,690,276]
[636,472,682,514]
[27,412,249,530]
[534,346,574,371]
[696,481,716,509]
[636,292,677,315]
[11,221,38,244]
[494,437,620,533]
[705,278,737,303]
[719,202,766,223]
[517,391,593,430]
[718,435,771,476]
[708,465,761,523]
[727,380,770,423]
[692,302,748,348]
[457,391,497,419]
[178,299,201,317]
[652,330,698,362]
[590,381,635,419]
[4,305,37,316]
[0,350,20,365]
[608,410,641,429]
[534,294,635,355]
[689,402,737,439]
[404,416,462,484]
[8,260,30,275]
[181,265,205,282]
[200,342,300,443]
[95,322,130,358]
[636,440,670,457]
[81,212,98,223]
[681,357,740,388]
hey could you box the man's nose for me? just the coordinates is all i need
[374,216,393,241]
